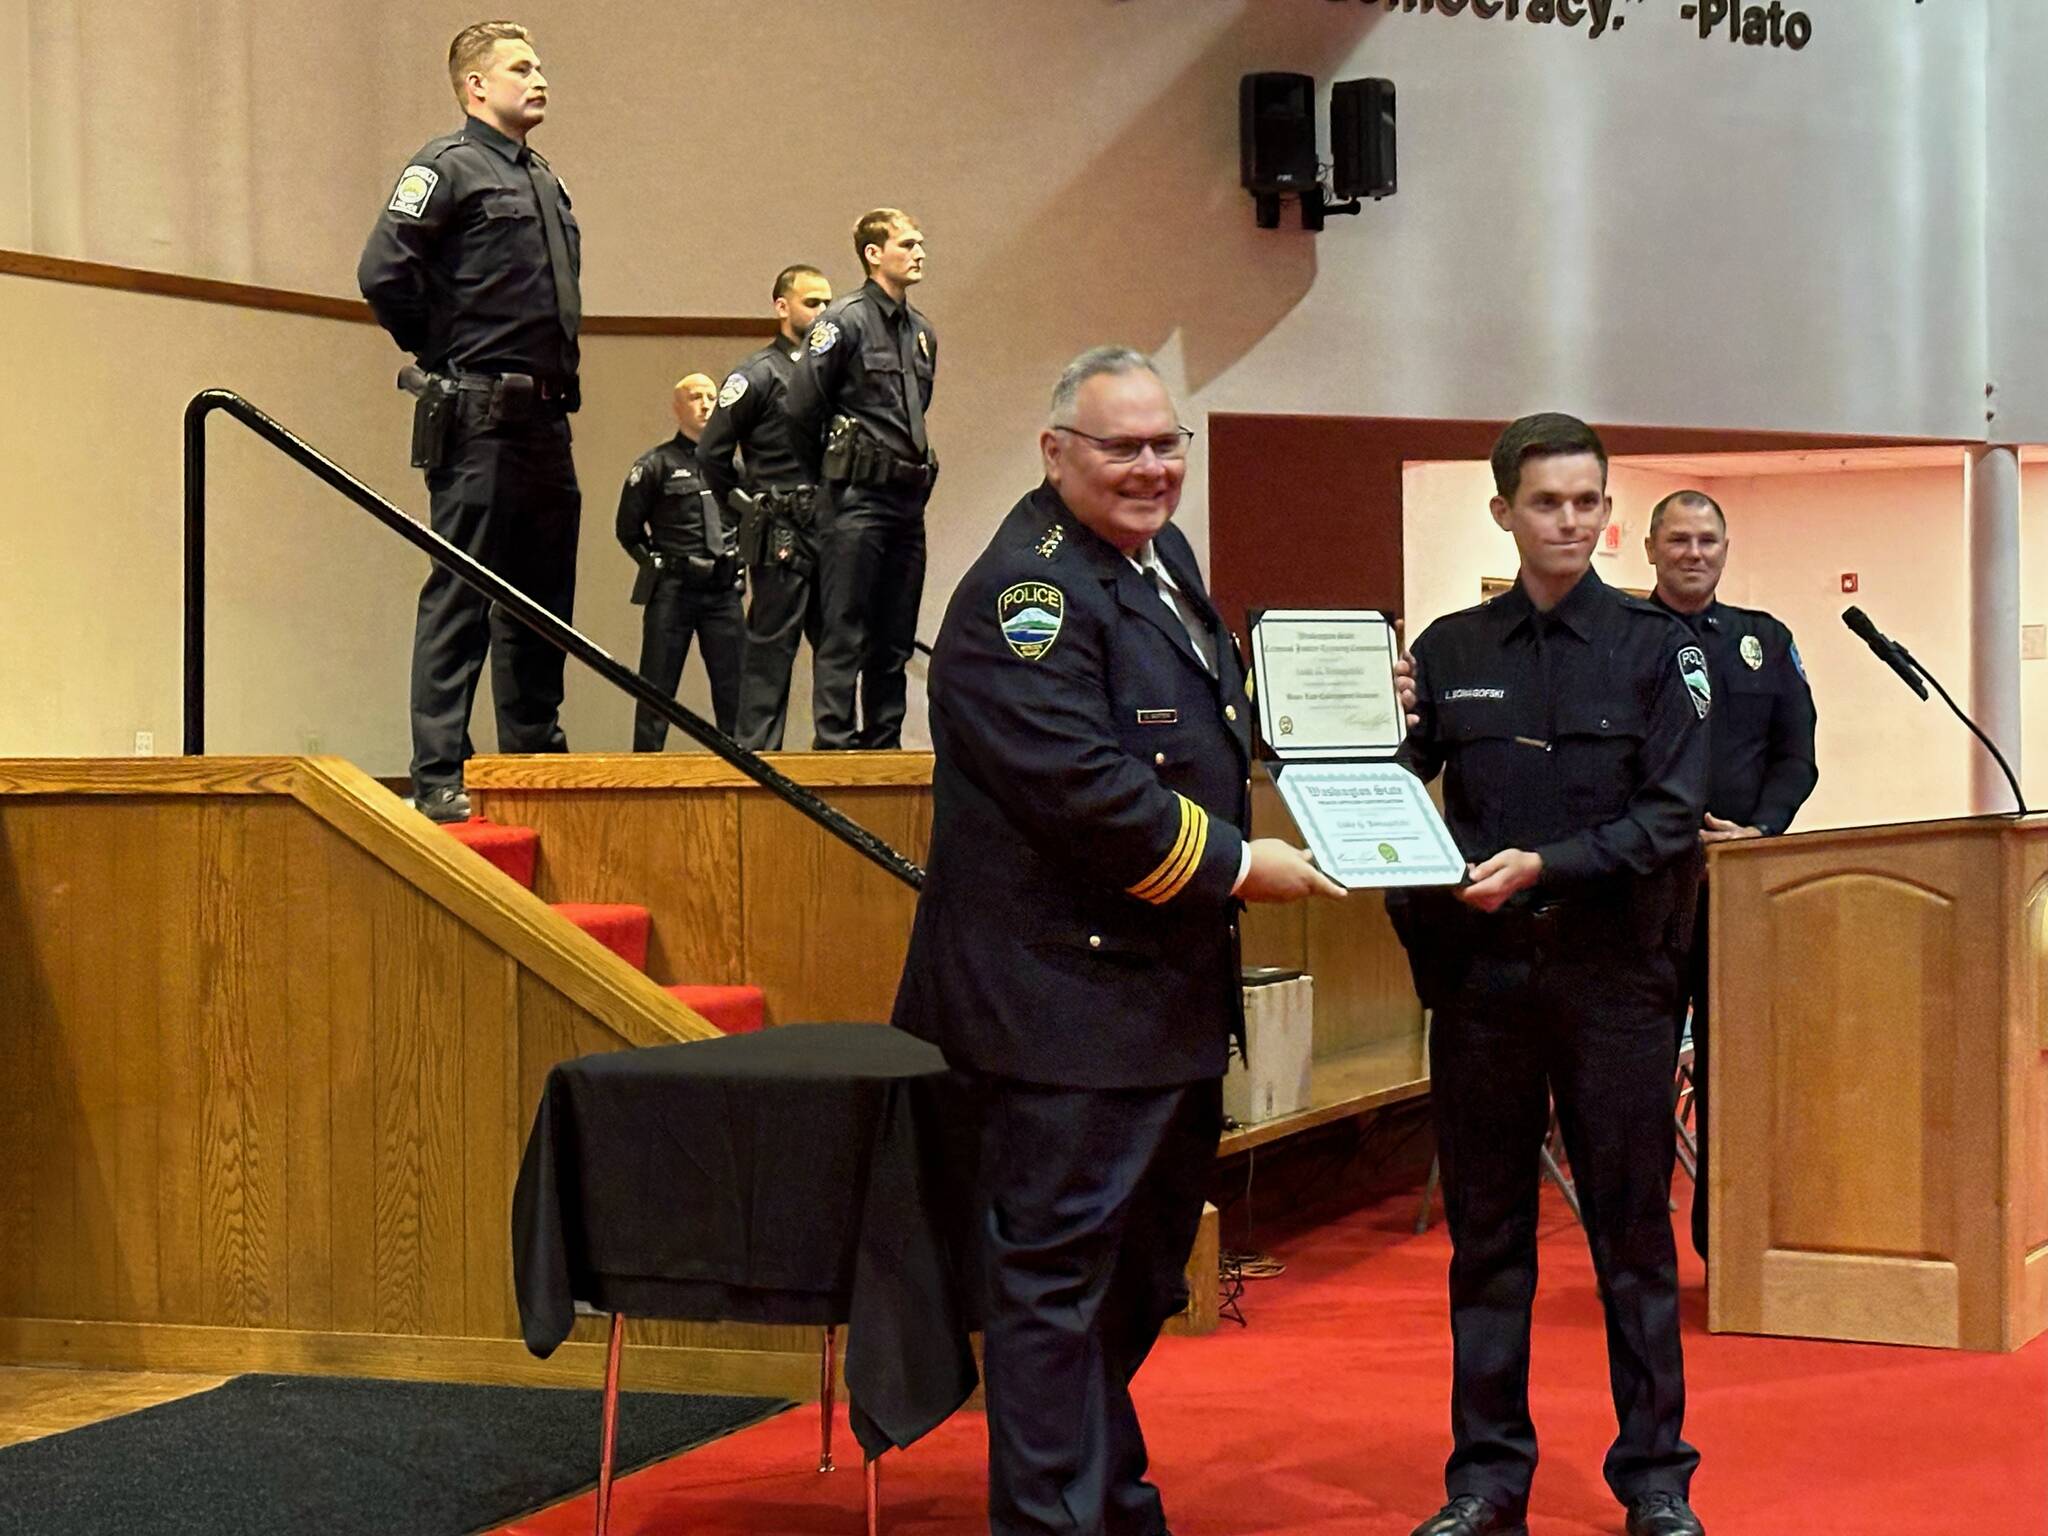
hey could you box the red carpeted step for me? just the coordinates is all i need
[442,818,540,889]
[551,902,651,970]
[663,983,767,1035]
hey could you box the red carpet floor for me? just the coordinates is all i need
[497,1184,2048,1536]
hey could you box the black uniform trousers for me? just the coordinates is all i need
[812,483,928,750]
[1429,940,1698,1514]
[734,535,822,751]
[410,419,580,794]
[632,580,744,750]
[1679,894,1710,1262]
[969,1070,1221,1536]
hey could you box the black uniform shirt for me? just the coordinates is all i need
[697,337,810,503]
[1397,570,1710,897]
[357,115,581,381]
[1653,596,1818,835]
[783,279,938,476]
[614,435,731,564]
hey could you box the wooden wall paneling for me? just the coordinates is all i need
[484,786,746,988]
[1303,895,1419,1057]
[418,903,471,1340]
[282,807,334,1332]
[737,785,930,1026]
[325,834,379,1335]
[370,864,433,1336]
[0,809,37,1316]
[461,941,519,1338]
[152,801,207,1325]
[13,807,76,1320]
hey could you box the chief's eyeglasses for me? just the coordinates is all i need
[1052,426,1195,464]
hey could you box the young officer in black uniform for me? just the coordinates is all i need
[1394,416,1711,1536]
[358,21,581,823]
[783,209,937,750]
[616,374,744,748]
[895,349,1340,1536]
[1644,490,1818,1260]
[697,264,834,749]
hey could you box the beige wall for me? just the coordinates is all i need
[1403,458,1989,833]
[0,272,762,774]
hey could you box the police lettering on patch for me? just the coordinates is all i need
[1678,645,1713,719]
[388,165,439,218]
[717,373,748,409]
[998,582,1064,661]
[1740,634,1764,671]
[808,320,841,356]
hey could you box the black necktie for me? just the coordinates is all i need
[527,161,580,343]
[898,313,929,456]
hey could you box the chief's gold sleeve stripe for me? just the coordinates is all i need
[1128,795,1209,905]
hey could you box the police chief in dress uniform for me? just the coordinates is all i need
[359,21,581,824]
[616,374,745,748]
[894,348,1341,1536]
[784,209,937,750]
[697,264,835,749]
[1643,490,1817,1261]
[1393,416,1710,1536]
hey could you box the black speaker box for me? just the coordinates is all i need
[1239,72,1317,193]
[1332,78,1396,201]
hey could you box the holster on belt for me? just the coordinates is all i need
[824,416,934,492]
[399,366,459,471]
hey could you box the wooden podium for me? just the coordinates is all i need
[1708,815,2048,1351]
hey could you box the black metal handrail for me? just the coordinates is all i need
[182,388,925,890]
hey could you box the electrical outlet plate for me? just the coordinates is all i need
[133,730,154,756]
[2022,625,2046,662]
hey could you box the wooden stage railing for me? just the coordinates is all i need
[0,757,823,1397]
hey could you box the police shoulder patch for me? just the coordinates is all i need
[717,372,748,408]
[388,165,439,218]
[1678,644,1712,719]
[998,581,1065,661]
[808,320,841,356]
[1740,633,1764,671]
[1789,640,1807,680]
[628,463,646,487]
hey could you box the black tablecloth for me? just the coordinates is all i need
[511,1023,979,1457]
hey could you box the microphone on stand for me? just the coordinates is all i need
[1840,606,2027,814]
[1842,606,1927,700]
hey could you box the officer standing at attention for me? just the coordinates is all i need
[895,348,1341,1536]
[784,209,937,750]
[359,20,582,824]
[697,264,835,749]
[616,374,745,747]
[1644,490,1817,1261]
[1393,415,1710,1536]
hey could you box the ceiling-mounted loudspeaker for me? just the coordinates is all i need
[1239,72,1318,193]
[1332,78,1396,201]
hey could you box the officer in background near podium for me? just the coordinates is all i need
[616,374,744,748]
[697,264,835,749]
[895,346,1341,1536]
[359,20,582,824]
[1645,489,1818,1261]
[1393,415,1710,1536]
[784,209,937,750]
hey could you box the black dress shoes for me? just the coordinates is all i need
[1626,1491,1705,1535]
[1409,1495,1529,1536]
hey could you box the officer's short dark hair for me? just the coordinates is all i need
[854,209,915,274]
[1490,413,1608,501]
[448,21,533,106]
[772,264,826,302]
[1648,489,1726,540]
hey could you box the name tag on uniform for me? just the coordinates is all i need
[1136,708,1178,726]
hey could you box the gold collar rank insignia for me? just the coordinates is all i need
[999,582,1064,661]
[1740,634,1763,670]
[1035,525,1065,559]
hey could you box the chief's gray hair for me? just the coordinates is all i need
[1049,346,1161,424]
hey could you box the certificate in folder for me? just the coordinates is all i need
[1249,609,1465,890]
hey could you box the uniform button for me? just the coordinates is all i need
[1088,934,1103,949]
[1225,704,1238,721]
[1154,752,1166,766]
[1599,717,1611,731]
